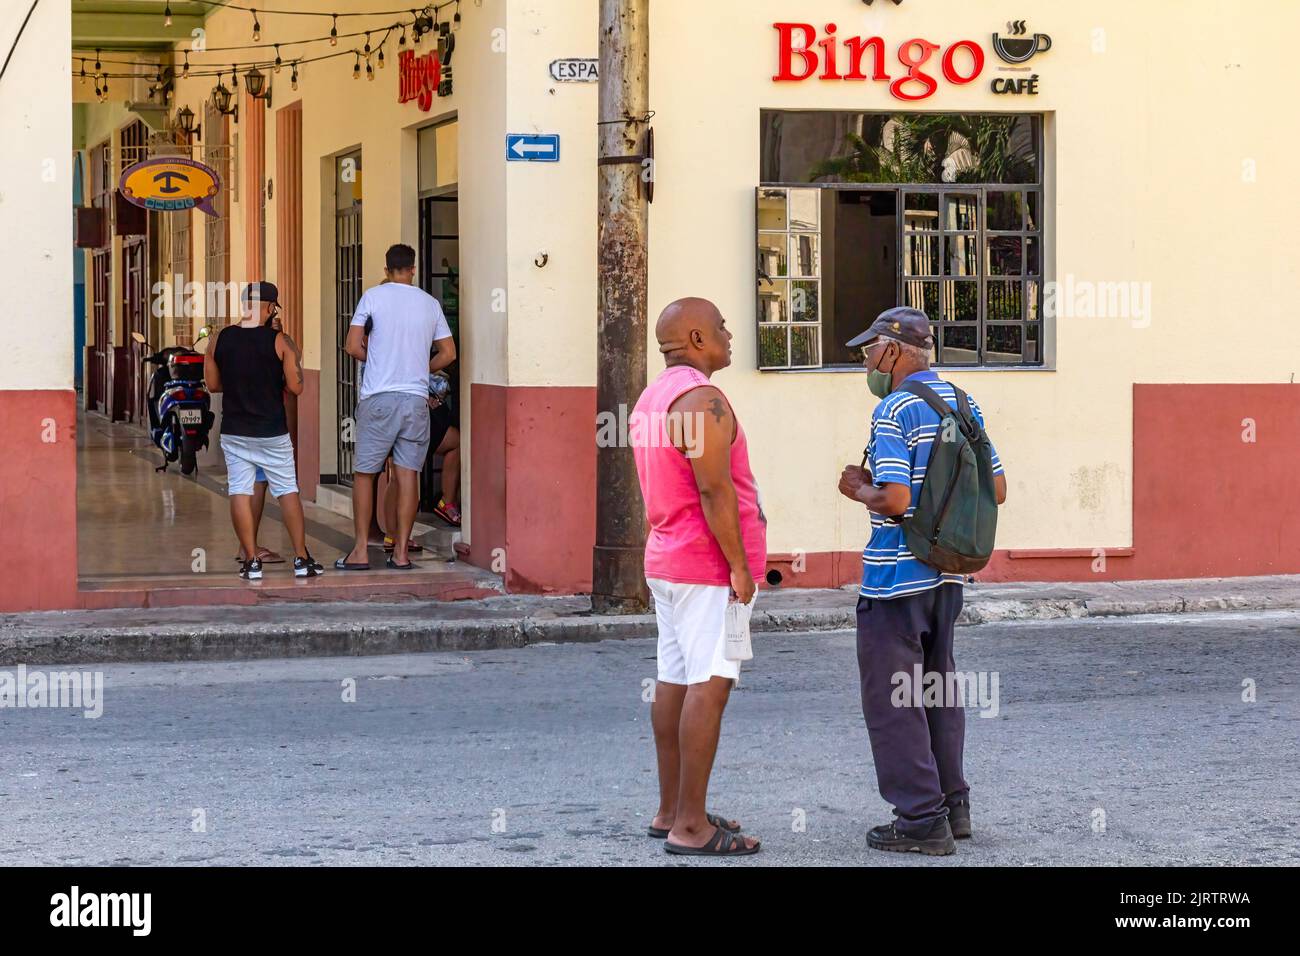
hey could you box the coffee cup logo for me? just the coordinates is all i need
[993,20,1051,64]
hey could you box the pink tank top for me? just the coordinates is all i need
[633,365,768,586]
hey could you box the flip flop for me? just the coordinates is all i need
[383,537,424,554]
[334,558,371,571]
[664,827,760,857]
[386,557,415,570]
[647,812,741,839]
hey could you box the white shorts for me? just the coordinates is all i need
[647,578,747,686]
[221,433,299,498]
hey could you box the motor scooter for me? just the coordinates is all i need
[131,329,215,475]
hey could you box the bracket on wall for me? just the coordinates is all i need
[596,127,654,203]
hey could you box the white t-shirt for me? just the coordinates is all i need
[351,282,452,402]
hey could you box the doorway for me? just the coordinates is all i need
[334,150,363,486]
[416,118,459,515]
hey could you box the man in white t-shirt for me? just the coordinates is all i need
[336,243,456,571]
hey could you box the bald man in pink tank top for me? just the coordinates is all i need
[632,298,767,857]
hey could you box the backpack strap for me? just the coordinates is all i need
[897,379,979,438]
[896,379,956,420]
[952,386,983,439]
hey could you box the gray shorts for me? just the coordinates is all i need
[354,392,430,474]
[221,433,298,497]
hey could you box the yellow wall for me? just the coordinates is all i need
[642,0,1300,557]
[65,0,1300,560]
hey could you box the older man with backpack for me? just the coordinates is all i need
[838,307,1007,856]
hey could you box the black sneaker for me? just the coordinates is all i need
[948,800,972,839]
[295,555,324,578]
[239,558,263,581]
[866,818,956,856]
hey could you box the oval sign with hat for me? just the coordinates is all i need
[119,157,222,217]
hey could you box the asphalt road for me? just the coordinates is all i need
[1,610,1297,866]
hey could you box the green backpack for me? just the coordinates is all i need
[894,380,999,574]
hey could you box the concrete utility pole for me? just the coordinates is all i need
[592,0,650,613]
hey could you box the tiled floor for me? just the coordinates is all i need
[76,409,499,607]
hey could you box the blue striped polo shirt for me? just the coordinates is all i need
[861,370,1004,600]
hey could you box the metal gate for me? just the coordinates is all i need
[335,203,363,484]
[90,249,111,413]
[418,193,459,511]
[122,237,149,424]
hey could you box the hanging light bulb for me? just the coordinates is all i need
[164,3,172,28]
[453,1,462,31]
[101,76,109,100]
[182,53,190,77]
[274,44,282,73]
[364,33,372,55]
[330,14,339,46]
[231,64,239,90]
[251,10,261,42]
[366,58,375,81]
[378,47,385,70]
[291,62,299,91]
[399,24,407,47]
[79,59,87,83]
[353,54,360,80]
[94,49,101,71]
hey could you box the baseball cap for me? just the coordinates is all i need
[242,281,280,305]
[846,306,934,349]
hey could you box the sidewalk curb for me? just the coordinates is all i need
[3,588,1296,665]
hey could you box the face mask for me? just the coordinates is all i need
[867,344,897,399]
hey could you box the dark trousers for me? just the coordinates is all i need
[856,583,968,833]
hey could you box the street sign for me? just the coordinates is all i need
[506,133,561,163]
[550,58,599,82]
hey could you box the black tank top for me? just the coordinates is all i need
[214,324,288,438]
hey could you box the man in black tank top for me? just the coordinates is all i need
[205,282,322,580]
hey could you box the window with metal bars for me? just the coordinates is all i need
[757,111,1045,370]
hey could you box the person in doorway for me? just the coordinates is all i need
[336,244,455,571]
[205,282,322,580]
[632,297,766,858]
[838,307,1007,856]
[240,306,289,566]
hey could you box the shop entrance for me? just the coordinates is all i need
[418,191,458,512]
[334,150,363,486]
[416,117,460,518]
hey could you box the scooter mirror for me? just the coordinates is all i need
[130,331,147,345]
[193,335,211,355]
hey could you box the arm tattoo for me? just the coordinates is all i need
[707,397,727,423]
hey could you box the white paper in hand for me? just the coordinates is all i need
[724,597,755,662]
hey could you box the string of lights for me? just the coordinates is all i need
[78,20,405,105]
[71,0,462,104]
[71,0,462,26]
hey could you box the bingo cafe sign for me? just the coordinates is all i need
[772,20,1052,100]
[119,157,222,216]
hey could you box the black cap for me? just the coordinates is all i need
[242,281,280,305]
[846,306,934,349]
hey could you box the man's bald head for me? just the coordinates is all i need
[655,298,732,375]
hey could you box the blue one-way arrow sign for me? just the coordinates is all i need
[506,133,560,163]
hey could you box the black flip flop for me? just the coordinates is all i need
[334,558,371,571]
[664,827,760,857]
[386,557,415,570]
[648,812,741,840]
[383,538,424,554]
